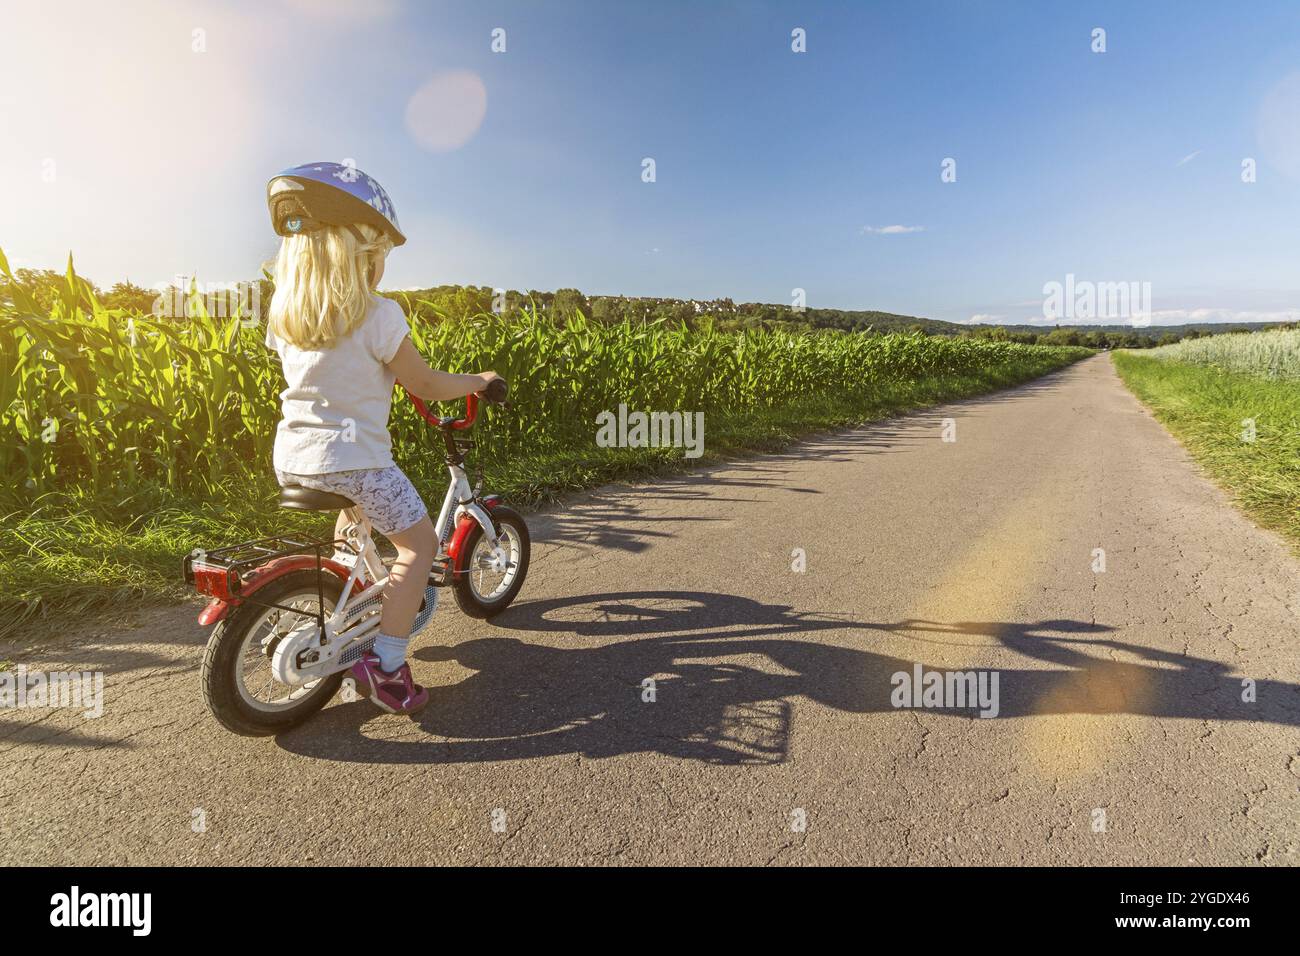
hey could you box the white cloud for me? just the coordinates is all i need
[974,307,1299,327]
[1148,308,1299,324]
[1175,150,1202,167]
[861,224,925,235]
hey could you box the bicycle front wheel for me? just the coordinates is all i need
[452,506,530,618]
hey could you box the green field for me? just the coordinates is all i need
[1113,348,1300,550]
[1134,327,1300,379]
[0,255,1091,635]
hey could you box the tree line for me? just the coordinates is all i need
[6,267,1293,348]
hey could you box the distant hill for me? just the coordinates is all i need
[389,283,1293,346]
[992,321,1285,339]
[5,266,1289,348]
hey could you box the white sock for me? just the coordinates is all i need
[372,633,409,673]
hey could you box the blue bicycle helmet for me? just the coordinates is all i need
[267,161,406,247]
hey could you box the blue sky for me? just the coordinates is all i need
[4,0,1300,324]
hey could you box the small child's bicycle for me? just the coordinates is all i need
[185,379,529,736]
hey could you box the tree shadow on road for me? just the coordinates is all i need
[276,590,1300,766]
[511,366,1084,560]
[528,417,951,557]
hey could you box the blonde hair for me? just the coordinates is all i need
[267,223,393,349]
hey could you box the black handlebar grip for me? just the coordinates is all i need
[483,378,509,404]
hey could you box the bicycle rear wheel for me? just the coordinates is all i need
[200,570,345,736]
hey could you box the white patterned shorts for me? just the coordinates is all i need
[275,466,429,537]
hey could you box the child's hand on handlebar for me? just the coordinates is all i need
[475,371,503,394]
[476,372,510,404]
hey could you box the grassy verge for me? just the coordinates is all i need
[1,350,1086,639]
[1112,351,1300,550]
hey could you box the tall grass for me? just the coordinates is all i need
[1114,351,1300,550]
[1143,328,1300,379]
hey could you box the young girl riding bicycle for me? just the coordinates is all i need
[263,162,498,716]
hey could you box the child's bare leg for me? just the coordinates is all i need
[349,513,435,712]
[377,514,436,654]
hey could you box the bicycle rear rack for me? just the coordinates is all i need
[181,535,364,649]
[183,535,349,601]
[183,529,442,646]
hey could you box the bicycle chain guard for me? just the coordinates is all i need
[269,585,438,686]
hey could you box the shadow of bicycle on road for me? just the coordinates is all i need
[277,589,1300,766]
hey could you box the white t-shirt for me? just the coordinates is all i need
[265,295,411,474]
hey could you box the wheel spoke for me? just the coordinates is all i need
[233,589,331,712]
[463,523,523,603]
[257,673,278,703]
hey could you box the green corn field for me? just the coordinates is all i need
[0,249,1090,626]
[0,252,1088,502]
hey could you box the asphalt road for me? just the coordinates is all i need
[2,355,1297,865]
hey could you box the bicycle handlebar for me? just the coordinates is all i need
[481,377,509,405]
[404,378,509,432]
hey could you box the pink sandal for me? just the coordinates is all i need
[350,652,430,715]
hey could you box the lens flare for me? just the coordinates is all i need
[405,70,488,153]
